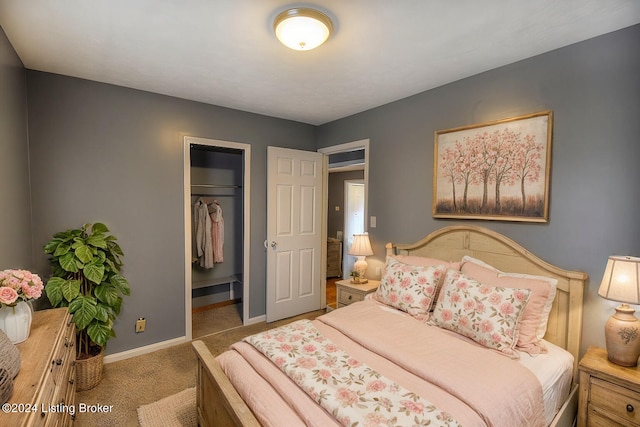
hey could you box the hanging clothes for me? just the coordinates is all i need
[194,198,214,269]
[210,200,224,263]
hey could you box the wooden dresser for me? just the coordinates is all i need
[578,346,640,426]
[6,308,76,427]
[326,239,342,278]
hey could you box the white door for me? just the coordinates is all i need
[267,147,323,322]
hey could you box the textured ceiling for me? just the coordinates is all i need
[1,0,638,125]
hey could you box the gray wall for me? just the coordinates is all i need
[0,27,31,270]
[4,22,640,358]
[25,71,316,354]
[317,24,640,355]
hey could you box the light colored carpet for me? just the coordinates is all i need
[192,303,243,338]
[74,308,325,426]
[137,387,197,427]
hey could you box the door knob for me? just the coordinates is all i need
[270,241,277,248]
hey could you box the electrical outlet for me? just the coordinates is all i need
[135,318,146,333]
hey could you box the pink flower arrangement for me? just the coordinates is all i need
[0,269,44,307]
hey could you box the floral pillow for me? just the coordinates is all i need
[429,269,531,358]
[461,256,557,341]
[374,257,445,321]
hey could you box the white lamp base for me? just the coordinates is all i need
[605,304,640,367]
[351,257,368,284]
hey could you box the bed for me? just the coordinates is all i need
[192,225,588,427]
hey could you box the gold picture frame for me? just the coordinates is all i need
[433,111,553,222]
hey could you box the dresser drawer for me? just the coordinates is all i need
[338,288,364,305]
[327,252,341,262]
[587,405,629,427]
[590,377,640,425]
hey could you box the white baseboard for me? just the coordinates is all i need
[103,336,188,364]
[105,314,268,363]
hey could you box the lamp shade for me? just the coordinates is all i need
[273,8,333,51]
[348,233,373,257]
[598,255,640,304]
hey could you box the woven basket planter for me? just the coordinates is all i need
[75,348,104,391]
[0,330,20,379]
[0,368,13,404]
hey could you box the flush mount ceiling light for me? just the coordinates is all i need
[273,8,333,51]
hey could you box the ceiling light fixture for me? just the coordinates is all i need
[273,8,333,51]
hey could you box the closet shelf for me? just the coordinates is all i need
[191,274,242,291]
[192,274,242,301]
[192,184,242,189]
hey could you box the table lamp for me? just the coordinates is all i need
[348,233,373,284]
[598,255,640,366]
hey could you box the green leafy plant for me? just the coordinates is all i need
[44,223,130,358]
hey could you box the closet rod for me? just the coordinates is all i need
[191,184,242,189]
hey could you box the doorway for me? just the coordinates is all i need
[319,139,369,309]
[183,136,251,341]
[343,180,366,279]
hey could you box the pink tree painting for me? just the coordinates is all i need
[433,111,552,222]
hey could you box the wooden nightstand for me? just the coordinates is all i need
[335,279,379,308]
[578,346,640,426]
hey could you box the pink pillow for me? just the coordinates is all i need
[429,269,531,359]
[375,257,446,321]
[461,259,554,355]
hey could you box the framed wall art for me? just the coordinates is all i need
[433,111,553,222]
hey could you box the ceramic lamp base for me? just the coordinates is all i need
[353,257,368,282]
[605,304,640,367]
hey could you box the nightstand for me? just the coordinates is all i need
[578,346,640,426]
[335,279,379,308]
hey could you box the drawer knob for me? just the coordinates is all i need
[348,295,352,300]
[627,404,635,413]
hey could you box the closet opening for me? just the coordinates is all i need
[183,137,251,341]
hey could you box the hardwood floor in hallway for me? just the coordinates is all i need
[326,277,337,310]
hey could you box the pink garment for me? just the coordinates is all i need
[210,201,224,263]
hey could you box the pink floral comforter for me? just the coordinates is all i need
[245,319,461,427]
[219,299,546,427]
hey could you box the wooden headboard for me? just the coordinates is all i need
[385,225,588,381]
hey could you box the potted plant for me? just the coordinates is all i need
[350,270,361,284]
[44,222,130,390]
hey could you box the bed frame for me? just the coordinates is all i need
[192,225,588,427]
